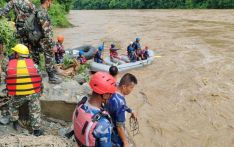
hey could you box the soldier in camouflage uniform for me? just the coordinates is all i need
[0,0,35,45]
[32,0,62,84]
[5,44,44,136]
[0,37,8,83]
[8,93,42,135]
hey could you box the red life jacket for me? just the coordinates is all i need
[56,43,65,55]
[110,50,118,58]
[79,57,87,64]
[73,97,111,147]
[136,49,142,56]
[6,58,42,96]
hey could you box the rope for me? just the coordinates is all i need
[129,117,140,137]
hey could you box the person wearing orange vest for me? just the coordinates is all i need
[6,44,44,136]
[73,72,116,147]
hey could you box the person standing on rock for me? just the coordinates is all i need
[5,44,44,136]
[54,35,65,64]
[0,0,35,44]
[106,73,138,147]
[30,0,62,84]
[73,72,116,147]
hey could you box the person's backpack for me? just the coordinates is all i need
[24,11,42,43]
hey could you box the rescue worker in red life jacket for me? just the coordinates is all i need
[132,37,142,61]
[73,72,116,147]
[54,35,65,64]
[110,44,129,64]
[6,44,44,136]
[77,50,87,64]
[141,46,150,60]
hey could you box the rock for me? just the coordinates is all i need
[58,128,67,137]
[76,95,83,103]
[58,127,73,138]
[40,78,93,121]
[80,83,92,96]
[53,85,62,90]
[0,115,9,125]
[0,134,75,146]
[49,122,56,128]
[0,84,7,97]
[60,127,75,140]
[41,78,82,103]
[74,74,87,85]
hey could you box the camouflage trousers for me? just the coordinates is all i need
[8,93,41,130]
[30,39,55,74]
[19,36,30,47]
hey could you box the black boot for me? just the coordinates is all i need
[33,129,44,137]
[48,72,62,84]
[65,130,74,139]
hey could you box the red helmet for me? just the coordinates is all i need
[89,72,116,94]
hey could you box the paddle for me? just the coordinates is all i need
[154,55,162,58]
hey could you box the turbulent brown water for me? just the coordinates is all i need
[55,10,234,147]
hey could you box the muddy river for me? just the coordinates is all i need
[55,10,234,147]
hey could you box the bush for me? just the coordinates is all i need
[0,18,17,55]
[49,2,71,27]
[32,0,71,27]
[56,0,74,13]
[77,62,91,74]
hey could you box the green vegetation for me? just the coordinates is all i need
[32,0,72,27]
[1,0,72,27]
[0,18,17,55]
[62,55,74,69]
[63,55,91,75]
[77,63,91,82]
[77,62,90,74]
[56,0,74,13]
[73,0,234,9]
[48,2,71,27]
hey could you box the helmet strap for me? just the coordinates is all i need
[100,94,109,106]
